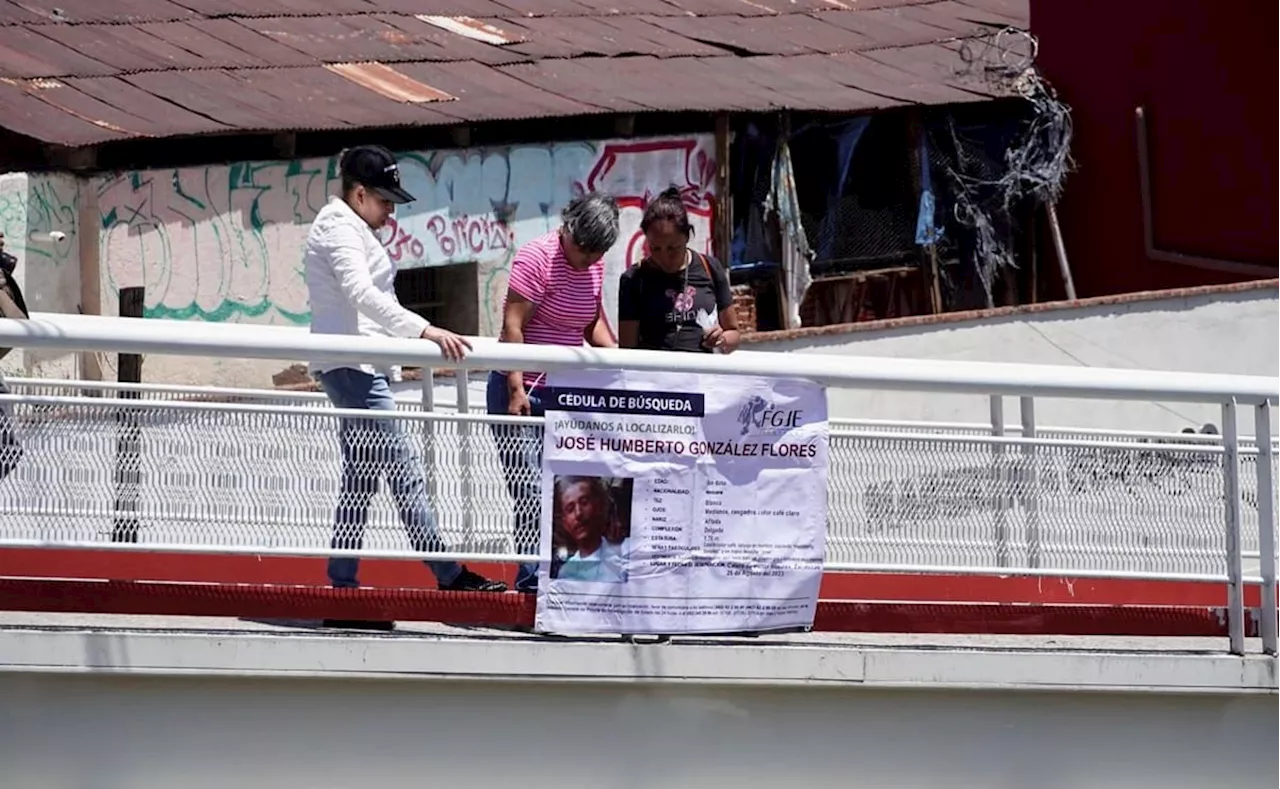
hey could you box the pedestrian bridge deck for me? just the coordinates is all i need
[0,612,1272,694]
[0,313,1274,656]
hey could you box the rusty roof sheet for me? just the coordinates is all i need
[824,49,985,105]
[954,0,1029,28]
[3,76,205,140]
[370,0,521,16]
[382,16,531,64]
[25,23,222,73]
[0,26,116,78]
[165,0,383,17]
[65,76,231,134]
[4,0,198,24]
[394,59,603,119]
[157,19,317,68]
[0,0,1029,146]
[0,1,51,25]
[0,79,132,145]
[501,15,727,59]
[252,15,462,62]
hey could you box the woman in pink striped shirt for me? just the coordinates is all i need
[486,192,621,592]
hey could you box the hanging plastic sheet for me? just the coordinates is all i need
[765,138,813,330]
[914,131,944,246]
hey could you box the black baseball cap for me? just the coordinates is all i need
[340,145,415,204]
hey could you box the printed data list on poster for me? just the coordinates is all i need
[534,370,829,635]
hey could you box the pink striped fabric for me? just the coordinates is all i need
[502,231,604,390]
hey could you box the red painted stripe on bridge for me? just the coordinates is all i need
[0,577,1254,638]
[0,548,1258,607]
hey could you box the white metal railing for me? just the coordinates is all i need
[0,314,1276,655]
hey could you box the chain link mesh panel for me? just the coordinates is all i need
[794,115,921,277]
[0,392,1272,581]
[0,397,541,556]
[831,430,1272,578]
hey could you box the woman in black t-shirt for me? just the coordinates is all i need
[617,187,742,354]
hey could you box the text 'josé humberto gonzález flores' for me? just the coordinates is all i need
[553,432,820,459]
[535,370,831,637]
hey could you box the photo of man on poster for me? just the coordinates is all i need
[550,475,633,583]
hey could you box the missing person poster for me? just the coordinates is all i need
[534,370,829,635]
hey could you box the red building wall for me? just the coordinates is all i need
[1031,0,1277,297]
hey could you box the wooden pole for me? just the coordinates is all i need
[714,112,732,263]
[116,287,143,385]
[1044,201,1078,300]
[1027,201,1039,304]
[111,287,143,543]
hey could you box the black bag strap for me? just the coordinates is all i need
[695,251,712,279]
[694,251,729,296]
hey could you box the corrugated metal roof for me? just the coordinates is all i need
[153,19,317,68]
[388,15,531,64]
[0,26,116,78]
[954,0,1029,28]
[393,59,601,119]
[416,15,525,46]
[233,66,460,125]
[253,15,460,62]
[0,78,136,144]
[370,0,519,17]
[25,24,216,73]
[825,50,982,105]
[0,2,41,25]
[121,69,294,131]
[5,0,198,25]
[325,61,457,103]
[65,76,231,134]
[0,0,1030,146]
[167,0,382,17]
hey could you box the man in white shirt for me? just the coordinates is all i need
[305,145,506,618]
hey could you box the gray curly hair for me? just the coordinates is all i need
[561,191,620,254]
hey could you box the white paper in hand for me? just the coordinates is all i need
[695,308,721,352]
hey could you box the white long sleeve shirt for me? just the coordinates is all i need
[304,196,429,378]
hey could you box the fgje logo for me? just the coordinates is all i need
[737,395,803,436]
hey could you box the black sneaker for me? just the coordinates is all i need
[439,566,508,592]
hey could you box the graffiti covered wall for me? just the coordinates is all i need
[0,172,80,378]
[97,134,717,355]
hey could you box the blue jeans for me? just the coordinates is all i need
[486,371,544,591]
[318,368,462,588]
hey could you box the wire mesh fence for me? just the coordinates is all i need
[838,431,1267,577]
[796,114,922,277]
[0,391,1272,581]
